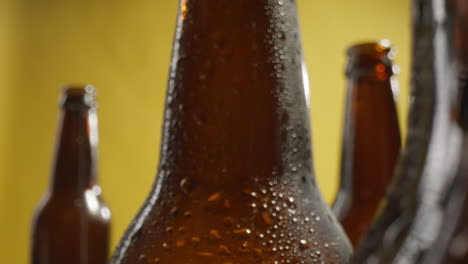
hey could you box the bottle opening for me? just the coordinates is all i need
[347,40,393,57]
[60,85,97,110]
[346,40,396,77]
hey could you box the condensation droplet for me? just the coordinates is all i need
[223,216,235,226]
[130,228,143,244]
[262,212,272,224]
[197,252,214,257]
[176,239,185,247]
[209,229,222,240]
[191,236,201,246]
[180,177,195,194]
[208,192,221,201]
[233,228,252,239]
[184,210,193,217]
[162,242,170,250]
[170,207,179,216]
[218,245,231,256]
[300,239,310,250]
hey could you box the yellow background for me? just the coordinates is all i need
[0,0,410,262]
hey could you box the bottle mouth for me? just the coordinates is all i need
[60,84,97,110]
[346,40,396,76]
[347,39,395,58]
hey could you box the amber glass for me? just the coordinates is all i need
[111,0,352,263]
[31,86,111,264]
[352,0,465,263]
[333,41,401,247]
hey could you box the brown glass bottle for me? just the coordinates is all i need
[111,0,352,263]
[31,86,111,264]
[351,0,464,263]
[333,41,401,247]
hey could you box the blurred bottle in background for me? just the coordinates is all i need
[333,40,401,247]
[422,0,468,262]
[31,86,111,264]
[352,0,467,262]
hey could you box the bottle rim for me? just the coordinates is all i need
[346,39,396,59]
[59,84,97,110]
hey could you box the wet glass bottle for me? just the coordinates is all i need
[333,41,401,247]
[352,0,464,262]
[31,86,111,264]
[111,0,352,263]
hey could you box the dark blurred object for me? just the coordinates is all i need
[31,86,111,264]
[333,40,401,247]
[423,0,468,262]
[352,0,468,263]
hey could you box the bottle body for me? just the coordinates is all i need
[352,0,463,263]
[31,86,111,264]
[111,0,351,263]
[422,2,468,262]
[333,42,401,247]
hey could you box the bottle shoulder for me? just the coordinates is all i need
[33,187,111,226]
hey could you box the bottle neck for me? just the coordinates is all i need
[51,107,98,194]
[158,0,311,186]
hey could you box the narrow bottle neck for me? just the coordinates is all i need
[158,0,311,186]
[51,107,98,194]
[347,74,400,183]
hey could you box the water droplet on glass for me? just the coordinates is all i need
[208,192,221,201]
[180,177,195,194]
[170,207,179,216]
[162,242,170,250]
[262,212,272,224]
[223,216,235,226]
[218,245,231,256]
[130,228,143,244]
[176,239,185,247]
[197,252,214,257]
[191,236,200,246]
[184,210,193,217]
[209,229,222,240]
[233,228,252,239]
[300,239,309,250]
